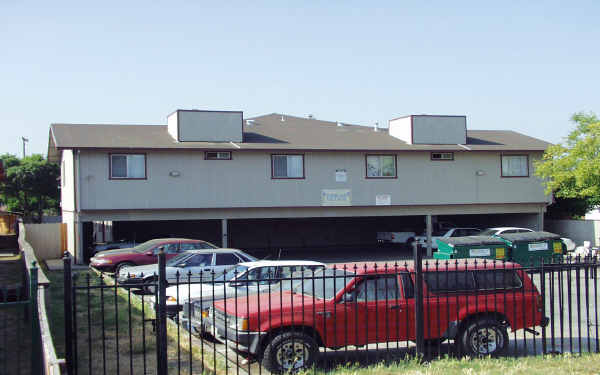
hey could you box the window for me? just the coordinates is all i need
[355,275,400,301]
[431,152,454,161]
[110,154,146,179]
[400,273,414,299]
[205,151,231,160]
[271,154,304,179]
[366,155,397,178]
[153,243,178,255]
[424,270,522,293]
[501,155,529,177]
[215,253,241,266]
[180,241,216,251]
[247,266,278,284]
[424,271,476,293]
[474,270,522,290]
[186,254,213,267]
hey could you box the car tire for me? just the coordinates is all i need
[458,318,508,357]
[261,331,318,374]
[115,262,136,276]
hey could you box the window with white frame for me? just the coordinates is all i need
[272,154,304,179]
[110,154,146,179]
[501,155,528,177]
[366,155,396,178]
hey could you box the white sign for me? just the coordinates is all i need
[335,170,347,182]
[528,242,548,251]
[376,194,391,206]
[321,189,351,206]
[469,248,491,257]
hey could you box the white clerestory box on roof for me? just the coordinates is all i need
[167,109,243,142]
[388,115,467,145]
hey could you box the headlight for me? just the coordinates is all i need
[229,316,249,331]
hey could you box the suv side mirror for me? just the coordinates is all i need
[341,293,354,303]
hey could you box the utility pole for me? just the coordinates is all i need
[21,137,29,158]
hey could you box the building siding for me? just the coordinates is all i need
[74,150,549,210]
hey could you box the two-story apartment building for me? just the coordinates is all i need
[48,110,551,263]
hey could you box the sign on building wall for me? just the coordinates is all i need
[376,194,391,206]
[335,169,347,182]
[321,189,352,206]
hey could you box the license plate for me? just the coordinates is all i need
[470,248,491,257]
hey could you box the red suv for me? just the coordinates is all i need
[89,238,217,274]
[206,260,548,373]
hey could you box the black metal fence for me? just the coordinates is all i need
[63,252,600,375]
[0,259,42,375]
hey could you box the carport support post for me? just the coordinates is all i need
[222,218,228,248]
[413,241,425,358]
[426,214,433,257]
[156,251,168,375]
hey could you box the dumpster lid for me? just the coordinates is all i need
[438,235,507,246]
[497,231,562,242]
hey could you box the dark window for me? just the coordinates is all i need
[186,254,213,267]
[431,152,454,161]
[110,154,146,179]
[400,273,414,298]
[205,151,231,160]
[272,154,304,178]
[474,270,522,290]
[425,270,523,293]
[424,271,476,293]
[355,275,400,301]
[215,253,241,266]
[237,253,255,262]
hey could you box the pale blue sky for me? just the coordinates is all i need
[1,0,598,156]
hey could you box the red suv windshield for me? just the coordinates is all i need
[293,268,355,299]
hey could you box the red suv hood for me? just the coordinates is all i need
[214,290,325,317]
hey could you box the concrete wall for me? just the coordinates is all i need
[24,223,64,261]
[76,150,549,210]
[545,219,600,247]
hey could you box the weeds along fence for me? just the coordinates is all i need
[63,253,600,375]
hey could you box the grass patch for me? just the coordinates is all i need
[312,353,600,375]
[45,269,230,374]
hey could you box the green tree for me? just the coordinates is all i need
[535,112,600,215]
[0,153,60,223]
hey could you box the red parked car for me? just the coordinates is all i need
[89,238,217,274]
[206,260,548,373]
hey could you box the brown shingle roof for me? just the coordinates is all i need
[48,113,551,160]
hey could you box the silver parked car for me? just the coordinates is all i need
[116,248,257,290]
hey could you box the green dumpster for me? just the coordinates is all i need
[434,236,510,260]
[496,231,565,267]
